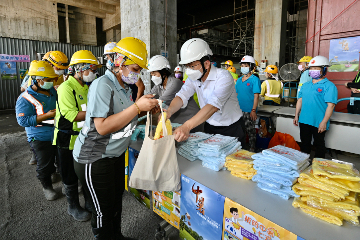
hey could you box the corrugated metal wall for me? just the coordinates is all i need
[0,37,104,110]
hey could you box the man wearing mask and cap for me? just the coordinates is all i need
[297,56,313,98]
[174,65,184,82]
[165,38,245,143]
[103,42,145,102]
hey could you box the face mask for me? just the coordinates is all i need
[83,71,97,83]
[175,73,182,79]
[40,81,54,90]
[54,69,64,76]
[122,67,140,84]
[151,76,162,86]
[106,59,115,71]
[298,65,304,71]
[241,67,250,75]
[309,70,321,79]
[185,67,202,81]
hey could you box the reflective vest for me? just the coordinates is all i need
[265,80,283,98]
[22,91,54,126]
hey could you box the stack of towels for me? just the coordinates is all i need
[252,145,310,200]
[225,150,256,180]
[292,159,360,226]
[197,134,241,171]
[177,132,213,161]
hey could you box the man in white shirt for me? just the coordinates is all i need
[166,38,244,143]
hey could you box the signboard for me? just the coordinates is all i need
[329,36,360,72]
[0,54,30,62]
[0,61,17,80]
[153,190,181,229]
[223,198,302,240]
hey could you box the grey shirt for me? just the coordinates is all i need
[150,75,200,125]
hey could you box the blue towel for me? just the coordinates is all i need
[254,170,297,187]
[262,145,309,168]
[257,182,299,200]
[198,141,241,157]
[254,166,300,178]
[252,153,308,170]
[252,175,283,189]
[178,148,198,161]
[202,161,224,172]
[198,134,238,150]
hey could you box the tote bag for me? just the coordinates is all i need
[129,102,181,191]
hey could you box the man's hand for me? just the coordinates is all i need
[351,88,360,94]
[173,124,191,142]
[46,109,56,118]
[318,121,327,133]
[250,111,257,121]
[293,116,299,126]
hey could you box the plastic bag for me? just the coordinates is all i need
[268,131,300,150]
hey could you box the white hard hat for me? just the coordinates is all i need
[240,55,255,64]
[103,42,117,55]
[308,56,330,67]
[179,38,213,65]
[147,55,170,72]
[174,66,183,72]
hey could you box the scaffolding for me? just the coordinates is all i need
[230,0,255,57]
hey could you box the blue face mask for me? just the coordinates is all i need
[106,59,115,71]
[40,81,54,90]
[241,67,250,75]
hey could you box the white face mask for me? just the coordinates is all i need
[83,71,97,83]
[151,75,162,86]
[185,67,203,81]
[54,69,64,76]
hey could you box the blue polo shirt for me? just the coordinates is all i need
[15,86,57,142]
[298,78,338,130]
[235,74,261,113]
[73,70,138,164]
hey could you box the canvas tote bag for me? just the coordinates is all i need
[129,102,181,191]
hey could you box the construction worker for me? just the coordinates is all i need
[235,55,261,152]
[297,56,313,98]
[293,56,337,158]
[345,69,360,114]
[228,66,239,82]
[260,65,283,106]
[224,60,233,69]
[174,65,184,82]
[73,37,158,239]
[253,60,260,78]
[15,60,59,201]
[166,38,245,144]
[53,50,101,222]
[149,55,201,131]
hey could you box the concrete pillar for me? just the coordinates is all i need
[121,0,177,72]
[65,4,70,43]
[254,0,288,67]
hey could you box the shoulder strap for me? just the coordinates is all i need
[22,91,44,116]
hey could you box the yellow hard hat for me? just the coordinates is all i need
[69,50,101,67]
[44,51,69,69]
[264,65,278,74]
[255,60,259,67]
[225,60,233,66]
[298,56,313,63]
[28,60,58,78]
[228,66,236,73]
[112,37,148,69]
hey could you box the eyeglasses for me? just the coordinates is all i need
[184,62,201,70]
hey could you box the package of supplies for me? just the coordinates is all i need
[312,158,360,182]
[154,112,172,140]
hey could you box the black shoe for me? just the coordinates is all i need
[93,227,113,240]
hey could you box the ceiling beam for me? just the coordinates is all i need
[47,0,116,14]
[103,5,120,31]
[94,0,120,6]
[73,7,106,19]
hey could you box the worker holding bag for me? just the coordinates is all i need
[72,37,158,240]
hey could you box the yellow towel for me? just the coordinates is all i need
[225,162,254,171]
[306,196,360,215]
[154,113,172,140]
[313,174,360,193]
[345,192,358,202]
[292,198,343,226]
[299,167,349,200]
[292,183,341,202]
[226,150,255,163]
[312,159,360,182]
[231,170,257,180]
[227,166,256,173]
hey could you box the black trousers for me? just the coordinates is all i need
[299,123,327,158]
[347,101,360,114]
[74,153,125,231]
[204,117,245,146]
[57,148,78,185]
[29,140,56,182]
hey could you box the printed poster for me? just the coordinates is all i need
[179,174,225,240]
[153,190,181,229]
[329,36,360,72]
[0,54,30,62]
[223,198,301,240]
[0,61,17,80]
[127,147,151,209]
